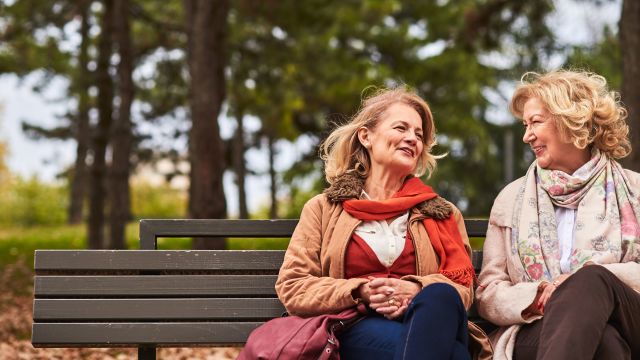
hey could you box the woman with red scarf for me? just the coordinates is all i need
[275,87,482,359]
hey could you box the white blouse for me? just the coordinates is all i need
[554,206,577,273]
[354,191,409,267]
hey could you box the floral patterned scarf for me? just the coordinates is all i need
[511,149,640,281]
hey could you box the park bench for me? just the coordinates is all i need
[32,218,490,360]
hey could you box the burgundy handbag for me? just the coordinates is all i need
[237,306,365,360]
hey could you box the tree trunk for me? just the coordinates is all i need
[621,0,640,171]
[88,0,114,249]
[185,0,229,249]
[268,133,278,219]
[108,0,134,249]
[68,0,91,225]
[233,108,249,219]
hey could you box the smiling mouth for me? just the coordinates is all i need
[398,148,415,157]
[532,146,545,155]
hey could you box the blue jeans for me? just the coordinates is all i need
[337,283,470,360]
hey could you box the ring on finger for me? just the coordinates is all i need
[388,298,397,306]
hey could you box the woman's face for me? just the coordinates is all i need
[522,97,590,174]
[359,102,424,176]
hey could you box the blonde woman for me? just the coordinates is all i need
[476,70,640,359]
[276,87,478,359]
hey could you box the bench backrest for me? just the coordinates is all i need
[32,219,488,350]
[139,219,489,248]
[33,250,285,347]
[138,219,487,271]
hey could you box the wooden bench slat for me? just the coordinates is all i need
[472,250,483,272]
[139,219,489,238]
[34,249,484,271]
[35,275,278,297]
[34,298,285,321]
[139,219,299,242]
[32,322,262,346]
[464,219,488,238]
[34,250,285,271]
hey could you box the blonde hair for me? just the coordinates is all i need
[320,86,440,184]
[510,69,631,159]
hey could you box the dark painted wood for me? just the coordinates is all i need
[34,250,284,271]
[32,322,263,346]
[139,219,300,249]
[34,298,285,320]
[138,347,156,360]
[35,275,278,297]
[138,219,488,249]
[472,250,483,272]
[464,219,489,238]
[35,249,483,272]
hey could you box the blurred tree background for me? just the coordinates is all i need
[0,0,637,250]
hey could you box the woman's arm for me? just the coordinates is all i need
[275,196,368,316]
[475,221,543,326]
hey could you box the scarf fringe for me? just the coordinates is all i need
[440,268,475,288]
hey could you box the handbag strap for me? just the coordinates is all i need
[330,313,365,334]
[328,303,368,334]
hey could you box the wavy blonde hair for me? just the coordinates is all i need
[321,86,440,184]
[510,69,631,159]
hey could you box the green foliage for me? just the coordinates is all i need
[2,0,621,223]
[130,180,187,219]
[228,0,559,216]
[0,175,187,226]
[280,178,323,219]
[0,176,68,226]
[565,28,622,90]
[0,1,73,76]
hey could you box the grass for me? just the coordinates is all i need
[0,223,141,269]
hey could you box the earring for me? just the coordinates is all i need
[355,162,367,175]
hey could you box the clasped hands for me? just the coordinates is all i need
[526,261,597,316]
[357,277,421,320]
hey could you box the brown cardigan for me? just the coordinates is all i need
[275,174,473,317]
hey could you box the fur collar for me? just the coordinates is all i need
[323,172,452,220]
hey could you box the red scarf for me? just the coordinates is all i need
[343,177,474,287]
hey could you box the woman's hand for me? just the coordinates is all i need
[537,274,570,310]
[522,282,546,318]
[523,273,573,318]
[367,278,421,319]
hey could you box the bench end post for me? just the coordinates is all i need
[138,347,156,360]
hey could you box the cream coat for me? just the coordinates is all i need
[476,169,640,360]
[275,193,473,317]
